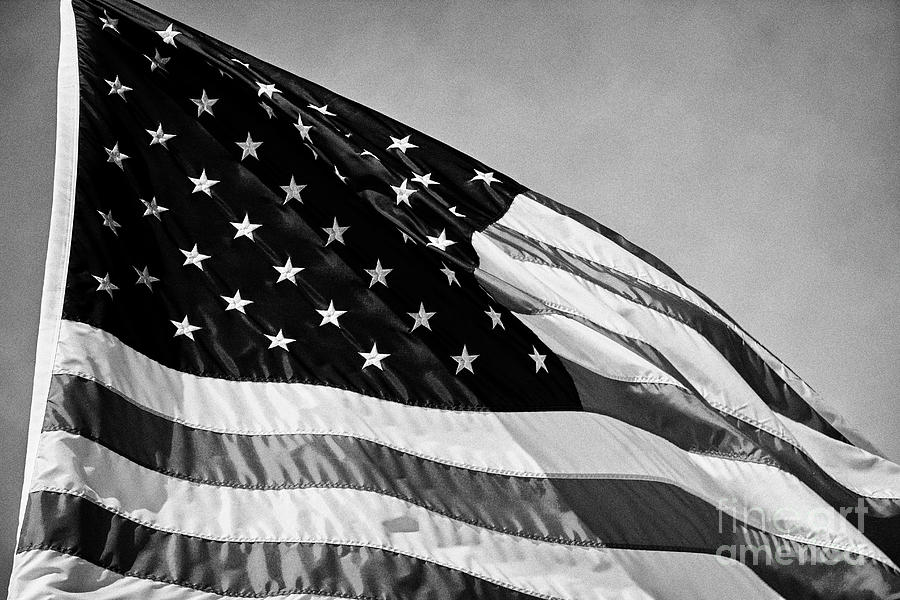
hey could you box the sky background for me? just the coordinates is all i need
[1,0,898,591]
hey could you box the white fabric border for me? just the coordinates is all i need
[14,0,79,539]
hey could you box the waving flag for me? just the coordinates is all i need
[9,0,900,598]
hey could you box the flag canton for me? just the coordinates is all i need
[62,0,580,411]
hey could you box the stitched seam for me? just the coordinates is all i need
[26,488,561,600]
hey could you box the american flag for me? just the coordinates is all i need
[9,0,900,598]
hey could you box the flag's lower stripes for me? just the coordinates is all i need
[10,549,354,600]
[38,375,900,598]
[50,321,892,566]
[17,492,553,600]
[472,228,900,509]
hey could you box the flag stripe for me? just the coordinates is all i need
[9,551,349,600]
[485,214,847,443]
[18,491,549,600]
[496,193,877,452]
[46,325,893,567]
[472,228,900,508]
[39,375,900,599]
[28,436,703,600]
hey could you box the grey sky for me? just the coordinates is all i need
[1,0,898,590]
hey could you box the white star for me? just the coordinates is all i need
[448,206,466,218]
[236,132,262,160]
[305,143,319,160]
[426,229,456,251]
[97,210,121,235]
[308,103,336,116]
[451,345,479,375]
[171,316,201,340]
[359,149,380,160]
[322,217,349,246]
[144,49,170,72]
[140,197,168,220]
[188,169,219,196]
[294,115,313,142]
[334,166,348,184]
[400,231,415,244]
[408,303,436,332]
[470,170,501,186]
[231,213,261,241]
[231,58,250,69]
[387,135,418,153]
[100,10,119,33]
[440,263,459,286]
[316,300,347,328]
[391,179,416,206]
[529,346,548,373]
[274,257,304,284]
[180,244,210,270]
[259,102,275,119]
[156,24,181,47]
[191,89,218,117]
[365,259,392,288]
[411,172,439,187]
[93,273,118,298]
[104,143,128,170]
[280,176,306,204]
[265,329,295,351]
[359,343,390,370]
[146,123,176,148]
[256,81,281,98]
[221,290,253,313]
[105,75,131,100]
[133,266,159,290]
[485,306,505,330]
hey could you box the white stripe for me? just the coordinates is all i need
[511,312,687,388]
[474,229,900,506]
[32,430,789,600]
[51,320,893,566]
[15,0,79,539]
[777,415,900,501]
[501,194,879,453]
[473,230,797,445]
[499,195,721,319]
[9,549,345,600]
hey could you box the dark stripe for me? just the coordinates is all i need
[561,356,900,566]
[18,490,543,600]
[40,373,900,598]
[484,221,848,444]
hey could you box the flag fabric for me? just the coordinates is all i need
[9,0,900,598]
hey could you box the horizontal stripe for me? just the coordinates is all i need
[473,228,796,444]
[498,195,719,318]
[33,431,654,599]
[43,374,900,598]
[510,311,687,388]
[17,492,548,600]
[501,193,881,454]
[51,320,893,566]
[472,229,900,509]
[486,219,848,445]
[10,549,352,600]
